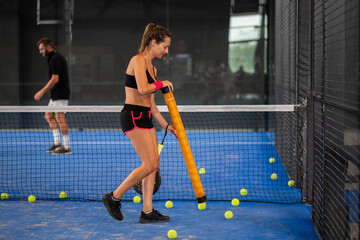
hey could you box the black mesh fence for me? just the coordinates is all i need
[312,0,360,239]
[274,0,301,196]
[275,0,359,239]
[274,0,297,104]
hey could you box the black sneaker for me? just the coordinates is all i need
[46,143,62,153]
[102,192,123,221]
[52,146,72,155]
[139,209,170,223]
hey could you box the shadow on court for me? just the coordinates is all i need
[0,200,318,239]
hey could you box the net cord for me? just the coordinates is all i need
[0,105,300,113]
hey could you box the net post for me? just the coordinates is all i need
[298,98,312,204]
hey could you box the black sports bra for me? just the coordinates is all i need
[125,70,156,89]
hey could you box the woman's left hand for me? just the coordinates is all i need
[167,125,178,139]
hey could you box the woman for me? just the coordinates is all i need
[102,23,177,223]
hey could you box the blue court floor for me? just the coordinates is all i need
[0,200,318,240]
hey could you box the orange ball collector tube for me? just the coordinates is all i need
[161,87,207,203]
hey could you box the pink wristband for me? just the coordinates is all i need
[153,81,164,92]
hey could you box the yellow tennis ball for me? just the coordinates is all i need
[231,198,240,206]
[28,195,36,203]
[133,195,141,203]
[165,200,173,209]
[198,202,206,210]
[240,188,247,196]
[59,192,67,199]
[1,193,8,200]
[288,180,294,187]
[199,168,206,175]
[271,173,278,180]
[167,229,177,239]
[224,211,233,219]
[269,157,275,163]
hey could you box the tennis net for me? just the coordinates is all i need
[0,105,302,203]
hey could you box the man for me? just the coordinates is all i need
[34,38,72,155]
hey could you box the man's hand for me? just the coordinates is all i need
[34,75,59,101]
[34,91,44,101]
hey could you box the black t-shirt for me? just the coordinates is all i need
[47,51,70,100]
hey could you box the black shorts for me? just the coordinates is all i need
[120,104,154,134]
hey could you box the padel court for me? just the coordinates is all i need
[1,0,359,239]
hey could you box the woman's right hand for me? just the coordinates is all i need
[161,80,174,92]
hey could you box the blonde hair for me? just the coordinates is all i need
[138,23,171,53]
